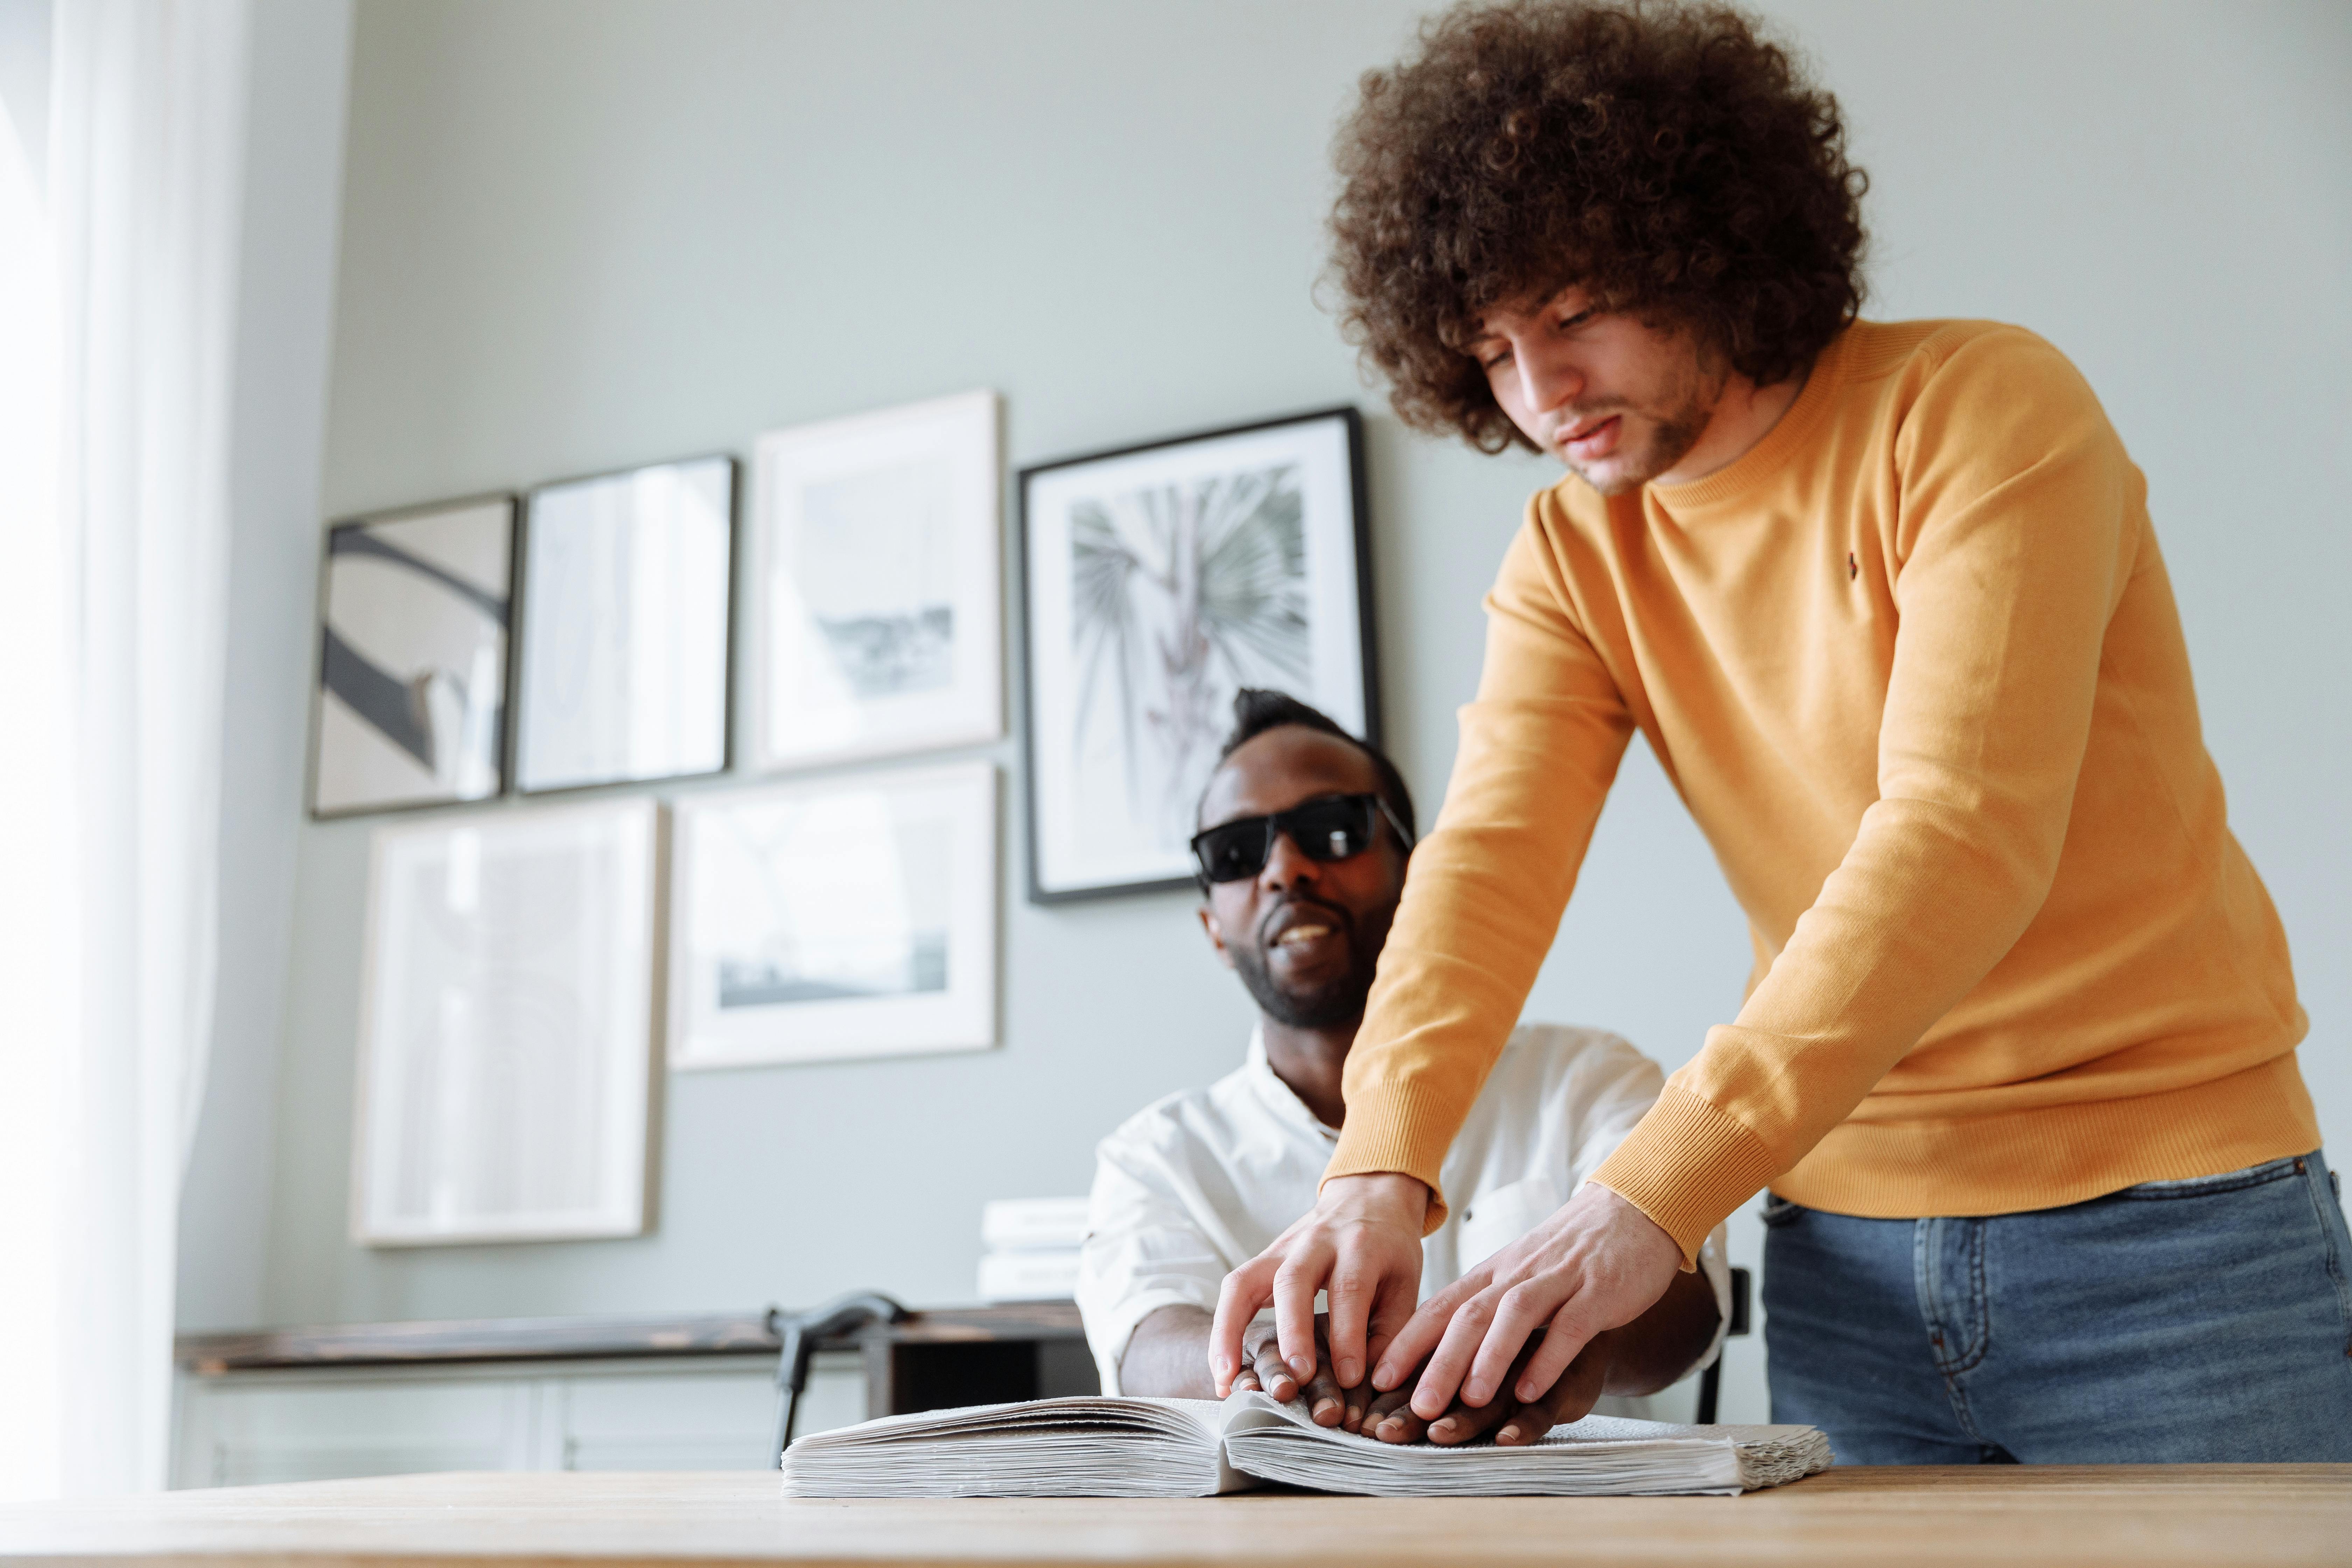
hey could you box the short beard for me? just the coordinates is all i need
[1567,338,1727,496]
[1229,909,1381,1030]
[1571,399,1713,496]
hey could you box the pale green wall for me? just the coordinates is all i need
[214,0,2350,1432]
[178,0,355,1332]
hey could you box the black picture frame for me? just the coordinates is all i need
[510,453,740,797]
[1017,405,1379,905]
[307,493,519,820]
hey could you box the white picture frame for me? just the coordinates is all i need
[1019,406,1378,901]
[668,761,997,1071]
[749,391,1002,772]
[515,454,735,794]
[351,797,660,1246]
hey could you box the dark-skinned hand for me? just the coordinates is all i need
[1362,1328,1610,1447]
[1232,1314,1379,1433]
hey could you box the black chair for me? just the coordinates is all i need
[1694,1266,1752,1424]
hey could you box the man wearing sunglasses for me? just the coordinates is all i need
[1075,689,1728,1442]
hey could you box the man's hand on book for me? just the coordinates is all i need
[1375,1181,1682,1420]
[1236,1314,1378,1433]
[1361,1326,1610,1447]
[1234,1314,1602,1445]
[1209,1172,1429,1399]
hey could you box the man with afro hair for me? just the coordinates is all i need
[1213,0,2346,1463]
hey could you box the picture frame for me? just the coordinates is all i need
[1018,406,1378,902]
[310,494,517,818]
[668,761,997,1071]
[514,454,736,794]
[749,390,1003,773]
[350,797,660,1246]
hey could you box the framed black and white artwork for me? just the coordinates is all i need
[311,495,516,817]
[667,761,997,1071]
[1018,406,1378,902]
[515,454,735,794]
[350,797,659,1246]
[749,391,1002,773]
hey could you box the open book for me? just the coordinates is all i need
[782,1392,1831,1498]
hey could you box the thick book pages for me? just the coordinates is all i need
[782,1393,1831,1499]
[1222,1400,1830,1496]
[783,1397,1245,1498]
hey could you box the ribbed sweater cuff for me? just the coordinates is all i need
[1589,1085,1782,1264]
[1324,1078,1463,1233]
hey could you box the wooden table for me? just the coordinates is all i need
[5,1467,2346,1567]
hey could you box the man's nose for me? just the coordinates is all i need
[1258,830,1317,891]
[1516,345,1581,415]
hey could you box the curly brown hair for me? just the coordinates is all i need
[1328,0,1868,453]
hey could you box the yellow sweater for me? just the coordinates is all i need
[1329,319,2317,1259]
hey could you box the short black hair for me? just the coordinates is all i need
[1206,688,1416,840]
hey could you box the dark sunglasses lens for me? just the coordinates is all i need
[1288,796,1376,861]
[1195,821,1268,883]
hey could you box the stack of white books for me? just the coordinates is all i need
[782,1392,1834,1497]
[975,1196,1090,1303]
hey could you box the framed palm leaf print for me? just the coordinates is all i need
[1017,406,1379,902]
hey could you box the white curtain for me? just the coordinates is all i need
[0,0,248,1500]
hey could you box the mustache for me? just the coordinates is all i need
[1557,401,1633,433]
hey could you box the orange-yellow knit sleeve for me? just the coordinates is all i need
[1590,329,2141,1257]
[1325,508,1635,1229]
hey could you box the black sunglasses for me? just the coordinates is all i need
[1189,792,1415,887]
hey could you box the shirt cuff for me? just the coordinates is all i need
[1688,1224,1734,1377]
[1322,1076,1470,1232]
[1588,1084,1782,1263]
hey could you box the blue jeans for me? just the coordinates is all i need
[1763,1150,2352,1463]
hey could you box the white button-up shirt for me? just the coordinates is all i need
[1078,1023,1732,1410]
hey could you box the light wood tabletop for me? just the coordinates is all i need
[4,1466,2346,1567]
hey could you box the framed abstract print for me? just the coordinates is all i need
[312,495,516,817]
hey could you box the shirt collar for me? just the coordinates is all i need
[1243,1024,1342,1145]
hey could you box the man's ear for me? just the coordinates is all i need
[1197,903,1236,970]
